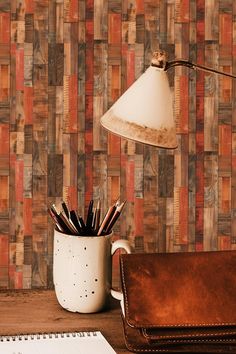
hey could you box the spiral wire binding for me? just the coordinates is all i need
[0,331,99,342]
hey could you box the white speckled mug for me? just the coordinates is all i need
[53,229,131,313]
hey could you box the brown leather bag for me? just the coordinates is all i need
[120,251,236,353]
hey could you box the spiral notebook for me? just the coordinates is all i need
[0,331,116,354]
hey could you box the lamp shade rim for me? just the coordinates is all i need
[101,111,178,149]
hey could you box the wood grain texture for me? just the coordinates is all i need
[0,1,236,288]
[0,290,130,354]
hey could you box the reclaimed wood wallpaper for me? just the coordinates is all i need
[0,0,236,288]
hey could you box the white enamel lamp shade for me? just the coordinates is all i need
[100,65,177,149]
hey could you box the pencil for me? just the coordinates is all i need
[61,201,70,219]
[49,207,73,234]
[47,208,64,232]
[59,212,78,234]
[97,203,117,236]
[94,199,101,233]
[106,201,126,234]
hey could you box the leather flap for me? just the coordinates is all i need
[120,251,236,330]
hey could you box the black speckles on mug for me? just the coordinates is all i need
[53,231,113,312]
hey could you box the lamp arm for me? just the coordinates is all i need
[151,58,236,79]
[163,59,236,79]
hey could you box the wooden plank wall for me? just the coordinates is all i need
[0,0,235,288]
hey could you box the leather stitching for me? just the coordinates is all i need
[143,329,236,340]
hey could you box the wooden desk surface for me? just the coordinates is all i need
[0,290,132,354]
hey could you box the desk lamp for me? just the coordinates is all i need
[100,51,236,148]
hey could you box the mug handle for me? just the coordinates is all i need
[110,239,131,300]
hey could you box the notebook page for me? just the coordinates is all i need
[0,331,116,354]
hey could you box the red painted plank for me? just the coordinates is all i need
[232,156,236,170]
[218,236,231,251]
[86,20,94,43]
[196,131,204,153]
[16,48,24,91]
[111,65,120,102]
[24,198,32,235]
[0,125,9,154]
[127,48,135,88]
[219,125,231,157]
[196,242,203,252]
[108,14,121,44]
[15,160,24,202]
[221,177,231,215]
[14,271,23,289]
[136,0,144,14]
[0,13,10,44]
[0,235,8,266]
[69,0,79,22]
[220,14,232,47]
[85,130,93,154]
[110,176,120,203]
[196,21,204,42]
[0,176,8,213]
[24,86,33,124]
[178,0,189,23]
[0,65,10,102]
[68,75,78,132]
[25,0,34,13]
[86,0,93,13]
[108,134,120,156]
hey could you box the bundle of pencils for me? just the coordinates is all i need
[48,199,126,236]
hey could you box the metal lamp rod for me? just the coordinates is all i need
[165,59,236,79]
[150,51,236,79]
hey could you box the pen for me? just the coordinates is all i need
[61,201,70,219]
[86,200,94,232]
[78,216,87,234]
[70,210,83,234]
[48,198,126,236]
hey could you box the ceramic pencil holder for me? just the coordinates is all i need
[53,229,131,313]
